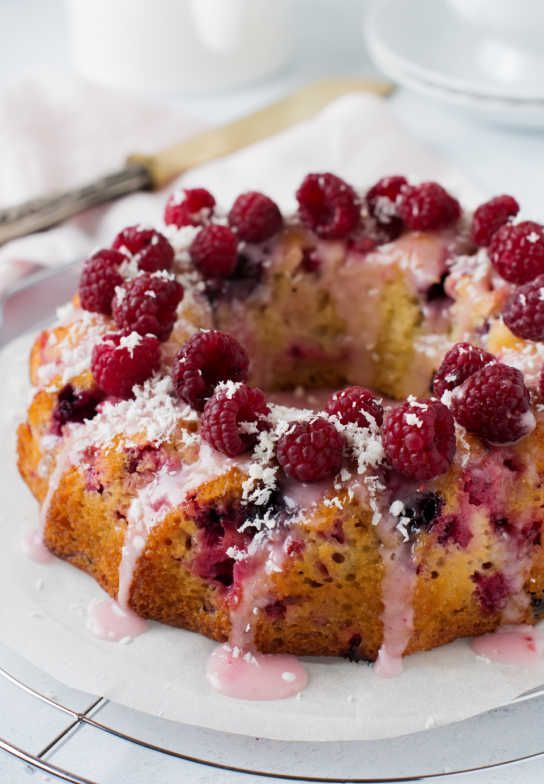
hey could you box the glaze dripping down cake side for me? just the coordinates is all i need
[16,175,544,673]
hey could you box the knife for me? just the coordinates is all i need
[0,77,392,247]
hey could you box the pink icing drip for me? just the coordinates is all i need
[86,598,147,641]
[471,625,544,665]
[282,478,328,513]
[22,529,53,564]
[206,643,308,700]
[374,548,415,677]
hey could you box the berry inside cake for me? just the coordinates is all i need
[16,173,544,697]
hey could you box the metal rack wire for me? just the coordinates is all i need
[3,266,544,783]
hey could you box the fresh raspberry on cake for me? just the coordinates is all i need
[489,221,544,283]
[201,383,270,457]
[112,225,174,272]
[432,342,495,399]
[398,182,461,231]
[91,331,161,398]
[470,195,519,247]
[326,386,384,428]
[277,417,345,483]
[296,172,360,239]
[190,225,238,279]
[228,191,283,243]
[503,274,544,340]
[112,272,183,341]
[383,399,455,480]
[451,363,533,444]
[365,175,407,239]
[164,188,215,228]
[173,330,249,410]
[79,249,125,314]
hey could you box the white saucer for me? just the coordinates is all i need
[364,0,544,127]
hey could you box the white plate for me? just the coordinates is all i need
[364,0,544,127]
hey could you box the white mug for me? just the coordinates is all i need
[66,0,294,94]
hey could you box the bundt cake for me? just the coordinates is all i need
[17,175,544,692]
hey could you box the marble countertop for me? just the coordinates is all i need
[1,1,544,782]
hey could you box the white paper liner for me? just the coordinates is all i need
[1,332,544,742]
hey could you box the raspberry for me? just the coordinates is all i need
[190,225,238,279]
[112,272,183,341]
[325,386,383,428]
[383,399,455,480]
[470,195,519,247]
[228,191,283,243]
[451,363,533,444]
[276,417,345,483]
[172,330,249,410]
[163,188,215,228]
[91,331,161,398]
[432,342,495,399]
[296,172,360,239]
[398,182,460,231]
[79,249,124,314]
[365,175,407,239]
[503,274,544,340]
[489,221,544,283]
[51,384,103,435]
[112,225,174,273]
[201,383,269,457]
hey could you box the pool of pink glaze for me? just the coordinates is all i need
[471,625,544,666]
[86,598,147,642]
[23,530,53,564]
[206,644,308,700]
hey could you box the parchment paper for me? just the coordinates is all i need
[1,332,544,742]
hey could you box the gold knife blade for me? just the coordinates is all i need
[0,77,393,247]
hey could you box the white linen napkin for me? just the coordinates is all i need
[0,72,481,294]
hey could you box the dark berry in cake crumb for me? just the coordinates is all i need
[190,224,238,279]
[432,342,495,399]
[296,172,360,240]
[163,187,215,228]
[112,272,183,341]
[383,399,455,480]
[470,194,519,247]
[51,384,103,435]
[489,221,544,283]
[228,191,283,243]
[276,417,345,483]
[326,386,383,428]
[503,274,544,341]
[91,331,161,398]
[365,175,407,239]
[112,225,174,273]
[172,330,249,411]
[471,571,509,613]
[398,181,461,231]
[451,363,533,444]
[79,249,124,314]
[201,382,269,457]
[402,491,444,536]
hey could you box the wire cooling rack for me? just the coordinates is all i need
[3,265,544,783]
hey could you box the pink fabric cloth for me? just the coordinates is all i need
[0,73,202,290]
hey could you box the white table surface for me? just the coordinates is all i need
[1,1,544,782]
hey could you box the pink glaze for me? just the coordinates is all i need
[282,478,328,513]
[86,598,147,641]
[117,444,245,608]
[22,529,53,564]
[206,643,308,700]
[471,625,544,666]
[373,508,417,678]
